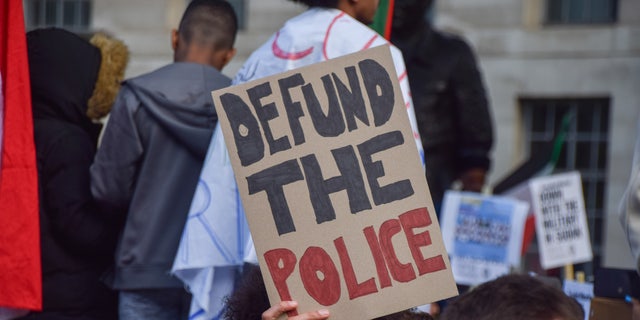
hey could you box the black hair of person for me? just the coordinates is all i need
[287,0,339,8]
[178,0,238,50]
[225,264,434,320]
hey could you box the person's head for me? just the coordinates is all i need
[288,0,380,25]
[172,0,237,69]
[27,28,129,125]
[391,0,434,38]
[440,274,585,320]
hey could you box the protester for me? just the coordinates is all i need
[390,0,494,213]
[216,0,425,317]
[439,274,584,320]
[89,1,237,319]
[225,264,434,320]
[21,27,128,319]
[231,0,423,156]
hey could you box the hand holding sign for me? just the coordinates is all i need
[213,46,457,318]
[261,301,330,320]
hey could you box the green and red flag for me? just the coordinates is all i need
[370,0,395,40]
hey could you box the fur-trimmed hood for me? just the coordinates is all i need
[87,32,129,120]
[28,28,129,137]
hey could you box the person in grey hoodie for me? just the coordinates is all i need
[90,1,237,319]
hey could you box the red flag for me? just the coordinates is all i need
[0,0,42,311]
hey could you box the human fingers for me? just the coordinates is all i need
[290,309,330,320]
[262,301,298,320]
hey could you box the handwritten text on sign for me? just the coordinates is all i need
[530,171,593,269]
[213,46,457,318]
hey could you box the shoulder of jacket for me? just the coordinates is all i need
[434,30,473,51]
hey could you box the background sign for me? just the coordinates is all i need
[441,191,529,285]
[529,172,593,269]
[212,46,457,318]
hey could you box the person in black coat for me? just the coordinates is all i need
[391,0,494,213]
[20,28,128,320]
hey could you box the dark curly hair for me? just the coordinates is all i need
[224,264,435,320]
[287,0,339,8]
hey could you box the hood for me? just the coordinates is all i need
[87,32,129,120]
[125,62,229,157]
[28,28,101,132]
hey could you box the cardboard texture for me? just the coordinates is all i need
[212,46,457,318]
[589,297,631,320]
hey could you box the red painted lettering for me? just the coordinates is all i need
[363,226,392,288]
[334,236,378,299]
[264,248,298,315]
[379,219,416,282]
[299,247,341,306]
[399,208,446,275]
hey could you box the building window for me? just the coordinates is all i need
[521,97,610,278]
[23,0,92,33]
[546,0,618,24]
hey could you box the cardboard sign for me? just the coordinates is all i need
[524,172,593,269]
[441,191,529,285]
[212,46,457,318]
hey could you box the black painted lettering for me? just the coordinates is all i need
[358,59,394,127]
[358,131,414,205]
[279,73,306,146]
[300,146,372,224]
[302,76,346,137]
[333,67,369,131]
[247,159,304,235]
[220,93,264,167]
[248,82,291,155]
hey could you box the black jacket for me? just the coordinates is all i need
[90,62,230,289]
[393,26,494,205]
[23,28,119,320]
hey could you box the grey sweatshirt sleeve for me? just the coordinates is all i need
[91,84,143,215]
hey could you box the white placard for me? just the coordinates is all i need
[529,172,593,269]
[441,191,529,285]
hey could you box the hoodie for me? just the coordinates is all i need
[26,27,127,320]
[90,62,230,289]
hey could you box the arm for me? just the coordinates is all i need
[449,39,493,191]
[43,129,122,256]
[262,301,329,320]
[90,84,143,214]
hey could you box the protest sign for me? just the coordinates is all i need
[529,172,593,269]
[212,46,457,318]
[440,191,529,285]
[507,171,593,269]
[563,279,593,320]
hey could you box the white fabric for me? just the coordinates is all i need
[233,8,424,160]
[620,118,640,273]
[172,125,255,320]
[172,8,424,319]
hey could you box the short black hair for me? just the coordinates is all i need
[178,0,238,50]
[440,274,585,320]
[287,0,339,8]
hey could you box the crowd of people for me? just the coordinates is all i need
[15,0,640,319]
